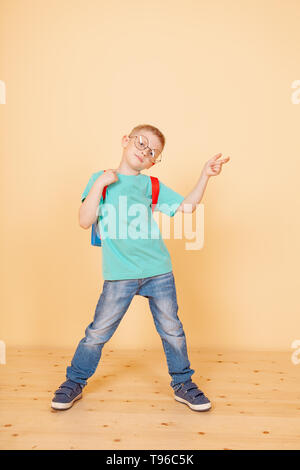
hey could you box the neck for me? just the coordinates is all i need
[117,161,141,176]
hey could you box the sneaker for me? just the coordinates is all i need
[174,379,212,411]
[51,379,84,410]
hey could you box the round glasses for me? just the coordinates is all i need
[128,134,162,163]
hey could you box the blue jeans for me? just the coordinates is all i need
[66,271,195,390]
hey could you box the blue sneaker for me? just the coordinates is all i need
[51,379,84,410]
[174,379,212,411]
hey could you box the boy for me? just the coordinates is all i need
[51,124,230,412]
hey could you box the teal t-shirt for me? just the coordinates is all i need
[81,170,185,280]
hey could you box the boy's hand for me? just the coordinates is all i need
[100,169,119,186]
[204,153,230,177]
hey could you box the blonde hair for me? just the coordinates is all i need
[129,124,165,150]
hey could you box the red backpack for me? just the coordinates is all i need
[91,173,160,247]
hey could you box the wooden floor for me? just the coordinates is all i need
[1,347,300,450]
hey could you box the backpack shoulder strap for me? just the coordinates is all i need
[102,170,108,200]
[150,176,159,212]
[102,172,159,208]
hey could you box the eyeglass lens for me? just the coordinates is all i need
[134,135,156,158]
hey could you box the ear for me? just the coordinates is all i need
[121,135,129,147]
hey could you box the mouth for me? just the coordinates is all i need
[135,154,144,163]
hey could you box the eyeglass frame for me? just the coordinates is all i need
[128,134,163,164]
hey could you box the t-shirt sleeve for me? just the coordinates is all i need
[81,170,104,202]
[155,179,185,217]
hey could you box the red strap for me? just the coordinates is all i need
[101,171,160,212]
[150,176,159,212]
[102,170,108,200]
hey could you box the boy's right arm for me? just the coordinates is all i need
[79,170,118,229]
[79,175,106,229]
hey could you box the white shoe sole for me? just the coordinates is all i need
[175,395,212,411]
[51,392,82,410]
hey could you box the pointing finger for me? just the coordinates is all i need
[211,153,222,161]
[216,157,230,164]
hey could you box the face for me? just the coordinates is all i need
[121,130,163,171]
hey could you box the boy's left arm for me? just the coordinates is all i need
[176,153,230,214]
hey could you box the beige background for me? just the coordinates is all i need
[0,0,299,351]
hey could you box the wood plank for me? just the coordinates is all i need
[0,348,300,450]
